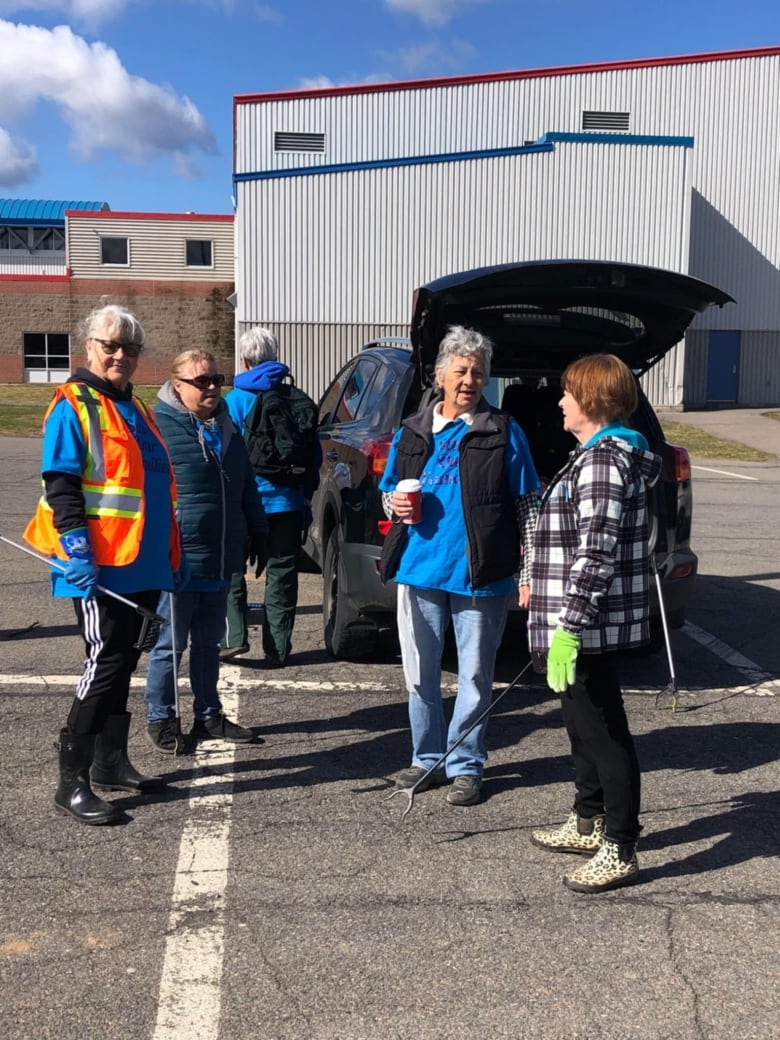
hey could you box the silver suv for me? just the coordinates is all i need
[304,260,733,659]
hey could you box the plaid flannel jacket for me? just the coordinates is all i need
[528,436,662,663]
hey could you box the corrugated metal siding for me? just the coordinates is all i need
[237,141,690,325]
[0,198,107,222]
[681,329,780,407]
[739,332,780,403]
[236,51,780,406]
[235,322,409,400]
[641,341,686,408]
[0,254,66,276]
[67,216,234,280]
[682,329,709,407]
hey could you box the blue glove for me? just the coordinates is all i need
[59,527,98,597]
[174,555,191,591]
[59,527,92,559]
[546,627,582,693]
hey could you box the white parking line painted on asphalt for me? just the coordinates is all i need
[151,690,238,1040]
[2,655,775,696]
[682,621,776,693]
[692,465,758,480]
[0,672,398,692]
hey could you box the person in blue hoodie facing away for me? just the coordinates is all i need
[223,327,317,666]
[527,353,662,894]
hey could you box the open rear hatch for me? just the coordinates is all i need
[410,260,733,380]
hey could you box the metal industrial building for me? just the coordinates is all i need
[233,45,780,409]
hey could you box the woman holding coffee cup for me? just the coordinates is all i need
[379,325,541,807]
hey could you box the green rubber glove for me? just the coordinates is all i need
[546,627,582,693]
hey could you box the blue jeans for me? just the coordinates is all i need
[396,585,510,777]
[145,588,228,723]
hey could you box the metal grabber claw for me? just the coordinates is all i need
[384,661,534,821]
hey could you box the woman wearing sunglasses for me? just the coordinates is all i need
[24,303,182,825]
[143,350,267,751]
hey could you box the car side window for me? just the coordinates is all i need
[355,358,404,428]
[318,362,357,424]
[334,359,380,423]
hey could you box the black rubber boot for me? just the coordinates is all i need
[54,730,120,825]
[90,712,166,794]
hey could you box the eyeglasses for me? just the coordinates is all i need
[176,373,226,390]
[92,337,143,358]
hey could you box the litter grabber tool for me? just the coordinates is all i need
[646,496,680,712]
[652,554,679,712]
[385,659,535,821]
[167,591,186,755]
[0,533,167,652]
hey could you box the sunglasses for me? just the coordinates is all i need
[92,337,143,358]
[176,373,226,390]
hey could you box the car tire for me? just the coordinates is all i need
[322,529,378,660]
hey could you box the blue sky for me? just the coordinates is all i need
[0,0,778,215]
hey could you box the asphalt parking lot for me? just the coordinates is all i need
[1,424,778,1040]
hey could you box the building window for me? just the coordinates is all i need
[274,131,326,153]
[32,227,65,251]
[0,226,37,251]
[0,226,66,251]
[185,239,213,267]
[100,236,129,265]
[23,332,70,370]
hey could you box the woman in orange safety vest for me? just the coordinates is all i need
[24,303,184,826]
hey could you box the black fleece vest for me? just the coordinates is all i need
[379,404,520,589]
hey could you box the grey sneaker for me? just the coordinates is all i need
[191,714,254,743]
[446,775,482,806]
[394,766,447,791]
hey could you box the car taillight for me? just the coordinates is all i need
[660,442,692,482]
[363,436,393,476]
[670,563,694,580]
[377,520,393,537]
[671,444,692,482]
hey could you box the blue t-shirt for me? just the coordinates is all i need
[380,415,538,597]
[42,397,176,598]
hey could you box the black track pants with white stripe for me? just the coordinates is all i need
[67,590,161,734]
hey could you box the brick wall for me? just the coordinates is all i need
[0,277,237,385]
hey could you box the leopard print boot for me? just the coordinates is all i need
[530,811,605,855]
[563,837,639,893]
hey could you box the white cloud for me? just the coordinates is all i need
[255,3,282,22]
[0,126,38,186]
[0,1,133,26]
[0,18,217,181]
[384,38,477,76]
[297,75,337,90]
[384,0,490,27]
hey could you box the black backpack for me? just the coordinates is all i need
[243,377,318,487]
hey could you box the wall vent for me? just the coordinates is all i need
[274,131,326,153]
[581,111,630,131]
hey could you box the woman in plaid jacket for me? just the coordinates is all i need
[527,354,661,893]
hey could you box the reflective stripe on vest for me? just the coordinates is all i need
[23,383,181,569]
